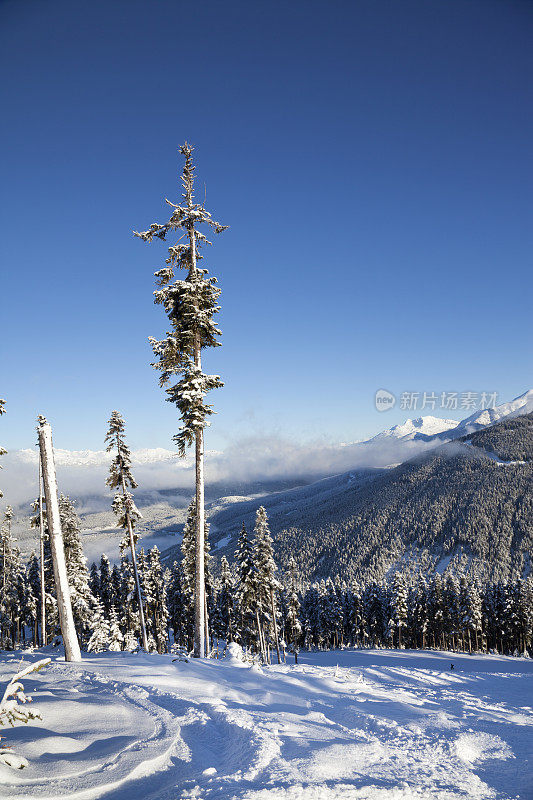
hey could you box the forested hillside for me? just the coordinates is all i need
[461,411,533,462]
[199,413,533,584]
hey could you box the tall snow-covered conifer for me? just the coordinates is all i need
[135,143,227,657]
[104,411,149,651]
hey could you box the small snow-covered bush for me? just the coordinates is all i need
[0,658,50,769]
[225,642,254,667]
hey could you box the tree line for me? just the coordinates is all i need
[1,496,531,658]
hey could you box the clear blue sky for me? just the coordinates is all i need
[1,0,532,452]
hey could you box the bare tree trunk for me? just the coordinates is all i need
[270,587,281,664]
[204,592,210,656]
[37,419,81,662]
[38,460,46,648]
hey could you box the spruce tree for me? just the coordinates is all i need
[108,607,124,652]
[98,554,113,615]
[89,562,100,599]
[285,557,302,661]
[391,572,408,648]
[27,552,41,645]
[58,495,94,644]
[234,522,258,650]
[217,555,235,643]
[253,507,281,662]
[0,508,16,647]
[135,143,227,658]
[143,546,169,654]
[87,599,110,653]
[167,561,186,648]
[105,410,148,651]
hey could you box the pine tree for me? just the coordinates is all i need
[58,495,94,644]
[234,522,258,650]
[87,599,110,653]
[27,552,41,645]
[135,143,227,658]
[89,562,100,599]
[108,607,124,652]
[391,572,408,648]
[98,554,113,614]
[253,507,281,663]
[216,555,235,643]
[285,557,302,661]
[167,561,187,648]
[143,546,169,654]
[0,508,16,647]
[119,555,141,648]
[105,411,148,651]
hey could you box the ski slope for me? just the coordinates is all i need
[0,648,531,800]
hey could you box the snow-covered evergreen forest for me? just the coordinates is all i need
[1,495,532,658]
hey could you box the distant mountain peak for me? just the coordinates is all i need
[371,415,459,442]
[414,389,533,443]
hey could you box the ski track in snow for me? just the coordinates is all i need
[0,649,531,800]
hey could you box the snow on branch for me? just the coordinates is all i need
[0,658,50,770]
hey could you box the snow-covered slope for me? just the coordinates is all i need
[0,648,531,799]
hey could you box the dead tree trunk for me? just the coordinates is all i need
[37,417,81,662]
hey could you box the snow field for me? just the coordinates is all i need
[0,648,531,800]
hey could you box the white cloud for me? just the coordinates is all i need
[0,434,435,512]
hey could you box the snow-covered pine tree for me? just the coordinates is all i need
[119,555,141,648]
[253,507,281,663]
[144,546,169,654]
[285,557,302,662]
[0,506,16,650]
[89,562,100,599]
[105,411,148,652]
[108,607,124,652]
[27,552,41,645]
[0,657,50,770]
[1,506,14,593]
[216,555,235,643]
[30,487,50,647]
[167,561,187,648]
[97,554,113,615]
[87,599,110,653]
[135,143,227,658]
[234,522,258,651]
[58,495,94,645]
[391,572,408,648]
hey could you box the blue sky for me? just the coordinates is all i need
[1,0,532,452]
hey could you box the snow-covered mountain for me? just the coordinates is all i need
[14,447,186,467]
[414,390,533,443]
[370,416,459,441]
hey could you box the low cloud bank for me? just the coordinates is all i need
[0,434,438,511]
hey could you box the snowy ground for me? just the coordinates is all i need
[0,648,531,800]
